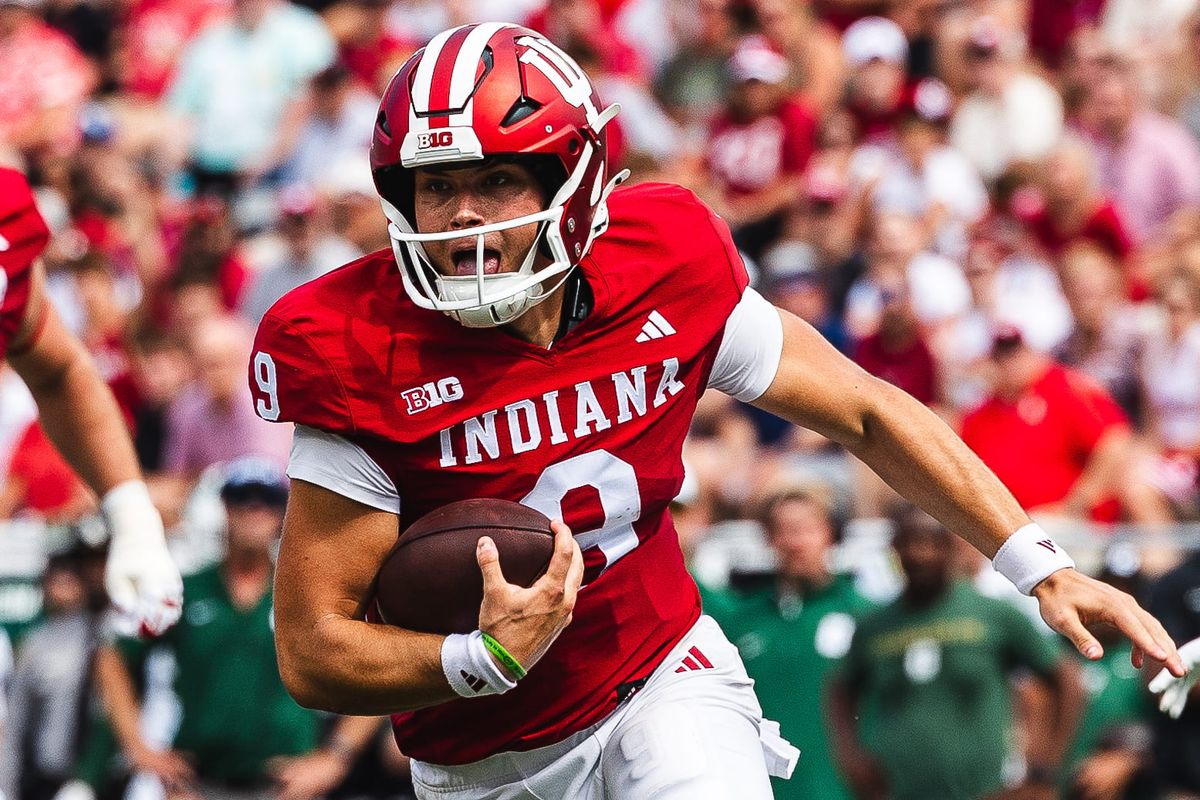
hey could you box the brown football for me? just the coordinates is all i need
[374,498,555,635]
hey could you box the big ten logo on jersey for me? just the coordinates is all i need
[416,130,454,150]
[402,376,464,415]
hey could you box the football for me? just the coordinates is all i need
[374,499,555,635]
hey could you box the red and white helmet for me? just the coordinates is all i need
[371,23,626,328]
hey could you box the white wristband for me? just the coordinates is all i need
[100,480,163,543]
[992,523,1075,595]
[441,630,517,698]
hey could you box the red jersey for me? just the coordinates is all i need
[853,333,937,405]
[0,168,51,359]
[706,100,817,196]
[961,364,1128,518]
[250,183,751,764]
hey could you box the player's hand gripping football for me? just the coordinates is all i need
[1031,569,1186,677]
[476,520,584,677]
[103,483,184,638]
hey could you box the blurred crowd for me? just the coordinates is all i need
[1,0,1200,797]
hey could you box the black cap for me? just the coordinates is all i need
[220,457,289,508]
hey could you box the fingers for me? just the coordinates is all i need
[1050,608,1104,660]
[1107,602,1182,675]
[476,536,507,591]
[538,521,579,587]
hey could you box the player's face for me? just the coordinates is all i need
[413,161,547,278]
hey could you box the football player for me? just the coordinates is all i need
[250,24,1188,799]
[0,168,181,637]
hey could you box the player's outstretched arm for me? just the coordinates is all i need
[8,263,181,637]
[753,309,1186,677]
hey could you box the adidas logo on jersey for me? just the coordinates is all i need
[636,310,676,342]
[673,646,714,673]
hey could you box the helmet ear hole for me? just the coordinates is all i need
[567,138,580,155]
[376,110,392,139]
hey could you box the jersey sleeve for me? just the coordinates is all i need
[0,169,51,354]
[288,425,400,513]
[707,288,784,402]
[250,306,356,434]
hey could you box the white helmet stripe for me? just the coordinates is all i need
[448,22,512,112]
[411,25,467,115]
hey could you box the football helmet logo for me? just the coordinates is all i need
[371,24,626,328]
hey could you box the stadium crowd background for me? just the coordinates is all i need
[1,0,1200,797]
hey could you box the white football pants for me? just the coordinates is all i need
[410,615,798,800]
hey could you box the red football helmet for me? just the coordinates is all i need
[371,23,625,328]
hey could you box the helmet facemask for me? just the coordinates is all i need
[378,104,624,329]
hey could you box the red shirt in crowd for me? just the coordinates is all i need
[0,19,92,147]
[1023,199,1133,262]
[854,333,938,405]
[961,364,1128,521]
[7,422,85,519]
[119,0,228,98]
[706,100,817,196]
[1028,0,1106,68]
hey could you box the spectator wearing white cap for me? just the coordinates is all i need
[841,16,910,143]
[702,35,818,259]
[949,16,1064,182]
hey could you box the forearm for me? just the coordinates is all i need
[826,679,865,767]
[278,616,453,715]
[840,381,1027,556]
[10,302,140,496]
[1043,663,1086,768]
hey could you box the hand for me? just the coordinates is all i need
[1071,749,1142,800]
[105,486,183,638]
[130,745,196,794]
[1149,635,1200,718]
[269,751,350,800]
[476,520,584,675]
[1031,569,1185,677]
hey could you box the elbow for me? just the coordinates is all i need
[277,651,328,711]
[275,624,349,713]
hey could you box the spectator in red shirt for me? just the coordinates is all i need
[853,271,938,405]
[703,35,817,258]
[0,0,95,157]
[0,421,89,521]
[1022,137,1133,263]
[961,327,1132,521]
[1028,0,1106,70]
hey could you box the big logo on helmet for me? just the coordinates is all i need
[416,131,455,150]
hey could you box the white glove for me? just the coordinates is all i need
[51,781,96,800]
[1149,636,1200,719]
[101,480,183,637]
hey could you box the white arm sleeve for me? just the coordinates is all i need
[288,425,400,514]
[707,287,785,402]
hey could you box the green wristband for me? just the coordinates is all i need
[481,632,527,680]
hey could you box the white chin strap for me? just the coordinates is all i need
[382,106,626,329]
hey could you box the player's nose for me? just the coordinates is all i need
[448,194,487,231]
